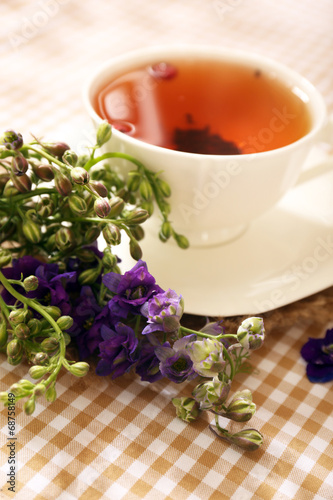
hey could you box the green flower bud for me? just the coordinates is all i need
[16,379,35,391]
[159,221,172,242]
[156,178,171,197]
[54,171,72,196]
[40,337,59,352]
[174,233,189,249]
[3,180,19,197]
[102,249,118,269]
[33,352,49,366]
[7,354,23,366]
[22,220,42,244]
[56,315,74,331]
[8,383,25,397]
[130,225,145,241]
[7,334,19,351]
[109,196,125,217]
[63,332,71,346]
[172,397,200,423]
[69,361,90,377]
[94,198,111,218]
[7,339,23,358]
[193,379,231,410]
[70,166,90,185]
[34,383,46,397]
[126,171,141,192]
[43,306,61,320]
[37,197,54,218]
[116,187,129,200]
[75,248,98,263]
[141,201,154,216]
[139,179,153,201]
[9,308,27,325]
[43,141,70,159]
[85,226,101,244]
[29,365,48,379]
[103,223,121,245]
[127,208,149,225]
[63,150,78,167]
[23,275,39,292]
[45,234,57,252]
[68,194,87,215]
[237,317,265,351]
[12,154,28,175]
[129,239,142,261]
[224,390,256,422]
[229,429,264,451]
[14,323,30,340]
[32,163,54,182]
[1,130,23,150]
[96,121,112,147]
[27,318,42,336]
[12,173,32,193]
[0,248,12,268]
[78,266,101,285]
[24,397,36,415]
[159,199,171,216]
[45,384,57,402]
[90,180,108,197]
[55,226,75,250]
[0,319,8,348]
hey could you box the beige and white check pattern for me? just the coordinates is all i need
[1,322,332,499]
[1,1,333,499]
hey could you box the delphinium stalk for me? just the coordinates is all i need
[0,122,188,267]
[0,122,187,413]
[0,251,89,414]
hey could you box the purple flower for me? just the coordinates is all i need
[75,305,112,360]
[67,286,102,338]
[301,329,333,383]
[1,256,76,314]
[135,341,163,382]
[200,320,224,337]
[141,289,184,335]
[96,322,139,378]
[102,260,163,317]
[155,335,197,383]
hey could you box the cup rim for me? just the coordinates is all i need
[82,43,327,159]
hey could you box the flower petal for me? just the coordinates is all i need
[306,363,333,383]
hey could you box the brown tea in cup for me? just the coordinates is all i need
[93,58,311,155]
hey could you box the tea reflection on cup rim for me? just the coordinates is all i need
[83,44,328,247]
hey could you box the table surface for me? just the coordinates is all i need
[1,1,333,499]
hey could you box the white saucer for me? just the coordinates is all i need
[118,150,333,316]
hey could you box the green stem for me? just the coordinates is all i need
[179,326,217,340]
[0,270,67,386]
[23,145,66,169]
[214,414,230,436]
[222,344,235,380]
[179,326,237,343]
[0,294,10,321]
[6,188,56,204]
[84,152,146,172]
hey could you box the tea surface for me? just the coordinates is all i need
[94,58,311,154]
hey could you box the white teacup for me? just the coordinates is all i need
[83,45,328,247]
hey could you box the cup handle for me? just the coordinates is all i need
[295,113,333,187]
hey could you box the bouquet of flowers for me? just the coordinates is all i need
[0,123,265,451]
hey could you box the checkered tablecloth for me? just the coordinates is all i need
[1,1,333,499]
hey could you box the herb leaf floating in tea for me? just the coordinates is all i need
[173,126,241,155]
